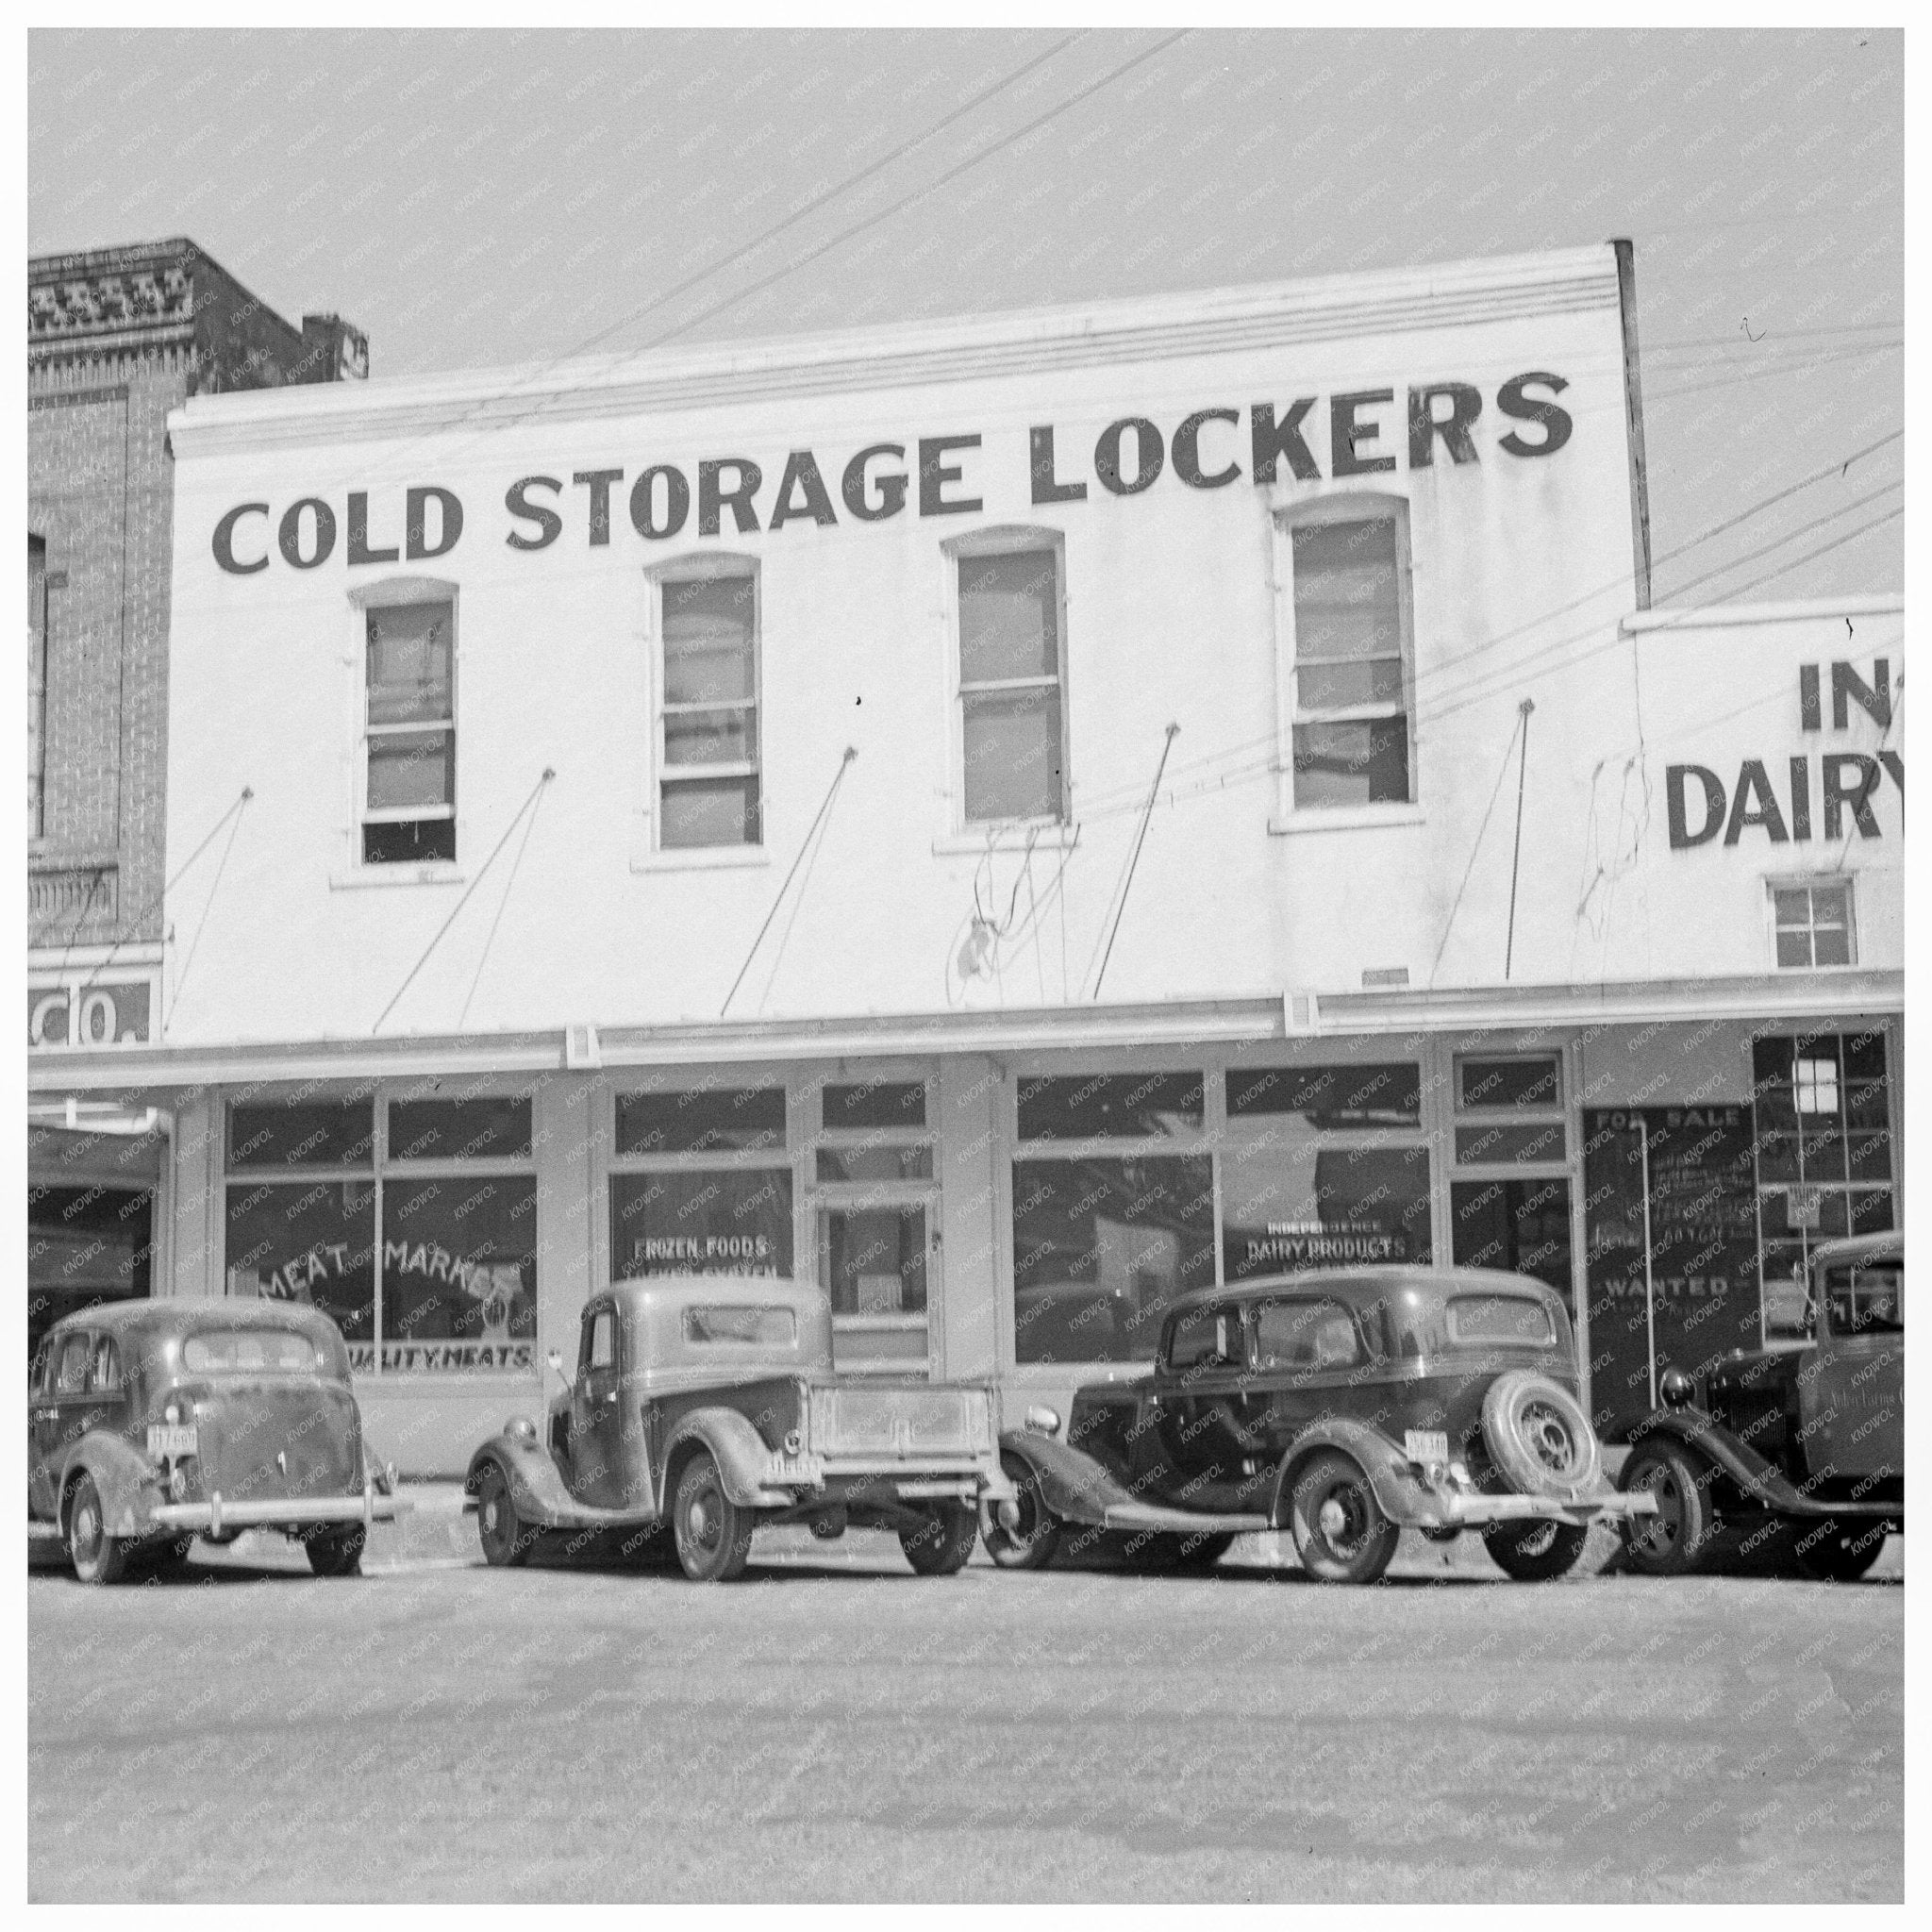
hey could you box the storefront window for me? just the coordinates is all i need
[617,1086,785,1155]
[382,1174,537,1371]
[225,1179,376,1353]
[609,1168,794,1280]
[223,1090,537,1374]
[1018,1073,1202,1141]
[1222,1062,1432,1283]
[1012,1156,1214,1365]
[1754,1031,1895,1336]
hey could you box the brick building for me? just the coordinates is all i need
[27,237,366,1361]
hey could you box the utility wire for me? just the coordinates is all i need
[164,801,250,1030]
[1504,700,1536,981]
[641,33,1190,359]
[1427,710,1524,988]
[70,788,253,1010]
[722,747,858,1018]
[457,778,552,1032]
[373,769,555,1034]
[1090,723,1179,999]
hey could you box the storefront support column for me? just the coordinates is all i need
[535,1070,596,1393]
[937,1055,1002,1382]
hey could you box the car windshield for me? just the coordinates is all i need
[1446,1294,1555,1347]
[1820,1260,1903,1337]
[682,1306,796,1346]
[183,1329,326,1374]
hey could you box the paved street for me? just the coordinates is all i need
[29,1507,1902,1902]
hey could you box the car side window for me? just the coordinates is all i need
[1826,1262,1903,1336]
[87,1339,122,1396]
[1255,1298,1365,1373]
[55,1334,92,1396]
[583,1307,617,1377]
[1168,1305,1243,1373]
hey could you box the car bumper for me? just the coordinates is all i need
[1438,1487,1658,1528]
[149,1485,403,1537]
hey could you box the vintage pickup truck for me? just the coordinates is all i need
[1619,1229,1904,1580]
[466,1274,1018,1580]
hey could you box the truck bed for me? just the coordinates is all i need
[807,1380,995,1463]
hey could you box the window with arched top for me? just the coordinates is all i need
[1274,493,1417,814]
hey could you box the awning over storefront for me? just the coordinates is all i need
[25,969,1901,1097]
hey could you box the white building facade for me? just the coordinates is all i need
[30,245,1904,1474]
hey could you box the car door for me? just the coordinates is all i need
[1801,1253,1904,1482]
[1153,1302,1254,1510]
[31,1331,100,1514]
[27,1338,69,1517]
[1244,1295,1374,1473]
[567,1301,632,1509]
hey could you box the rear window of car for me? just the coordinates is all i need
[183,1330,325,1374]
[682,1306,796,1347]
[1446,1295,1555,1347]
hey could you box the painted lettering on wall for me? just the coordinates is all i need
[1666,659,1905,849]
[209,372,1574,574]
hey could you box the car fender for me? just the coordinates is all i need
[466,1431,587,1530]
[63,1433,160,1541]
[1624,1406,1847,1517]
[661,1407,788,1508]
[997,1428,1139,1529]
[1270,1417,1451,1530]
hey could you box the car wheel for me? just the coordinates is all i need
[1791,1519,1887,1582]
[1480,1371,1602,1501]
[1618,1439,1713,1576]
[900,1502,979,1575]
[1483,1518,1590,1582]
[475,1461,534,1569]
[672,1451,752,1583]
[979,1451,1062,1572]
[305,1526,365,1577]
[1288,1451,1399,1585]
[65,1474,127,1586]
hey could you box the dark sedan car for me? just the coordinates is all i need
[28,1299,399,1583]
[983,1266,1655,1584]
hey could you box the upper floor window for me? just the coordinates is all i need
[954,538,1067,825]
[1771,879,1855,969]
[1278,497,1415,810]
[658,569,760,849]
[363,599,456,864]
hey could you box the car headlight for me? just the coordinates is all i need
[1024,1406,1061,1436]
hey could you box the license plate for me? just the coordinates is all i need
[1404,1430,1449,1466]
[146,1424,198,1459]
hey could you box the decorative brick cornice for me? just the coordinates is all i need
[28,239,199,355]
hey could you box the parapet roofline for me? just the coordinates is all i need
[168,242,1625,452]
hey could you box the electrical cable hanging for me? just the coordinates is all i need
[722,747,858,1018]
[372,769,555,1034]
[70,787,253,1008]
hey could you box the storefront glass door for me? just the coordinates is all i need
[818,1204,934,1374]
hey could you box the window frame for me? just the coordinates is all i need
[1270,491,1420,826]
[644,553,764,857]
[1766,875,1857,971]
[943,525,1072,833]
[220,1076,541,1379]
[345,575,461,876]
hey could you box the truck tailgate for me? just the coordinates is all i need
[808,1382,994,1461]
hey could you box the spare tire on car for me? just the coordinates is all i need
[1480,1370,1601,1502]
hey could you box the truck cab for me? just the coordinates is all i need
[468,1274,1014,1581]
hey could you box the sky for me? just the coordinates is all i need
[28,25,1904,601]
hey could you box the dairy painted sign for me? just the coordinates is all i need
[208,372,1577,573]
[1667,658,1905,849]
